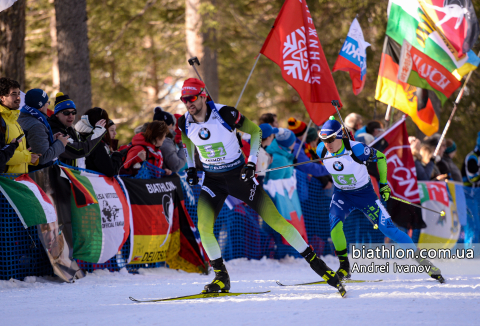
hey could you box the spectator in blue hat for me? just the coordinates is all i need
[462,132,480,186]
[257,123,278,183]
[48,92,106,168]
[264,128,296,182]
[18,89,70,171]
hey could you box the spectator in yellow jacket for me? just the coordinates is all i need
[0,78,39,173]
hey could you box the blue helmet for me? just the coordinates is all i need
[319,117,343,141]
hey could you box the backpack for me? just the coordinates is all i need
[117,144,150,175]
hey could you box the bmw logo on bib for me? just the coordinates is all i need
[199,128,211,140]
[333,161,344,171]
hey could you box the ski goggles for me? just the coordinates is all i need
[319,127,343,143]
[180,92,202,104]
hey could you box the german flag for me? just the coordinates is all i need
[60,167,98,208]
[375,36,439,136]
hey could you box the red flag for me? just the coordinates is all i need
[260,0,342,125]
[370,118,419,204]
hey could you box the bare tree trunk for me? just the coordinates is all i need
[0,0,26,90]
[50,7,59,93]
[54,0,92,116]
[185,0,219,102]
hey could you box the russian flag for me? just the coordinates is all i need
[333,18,370,95]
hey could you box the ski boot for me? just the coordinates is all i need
[301,246,347,297]
[415,254,445,283]
[335,250,351,280]
[203,258,231,293]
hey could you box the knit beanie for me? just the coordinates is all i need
[25,89,49,110]
[288,117,307,136]
[54,92,76,114]
[276,128,296,148]
[306,127,318,143]
[153,107,175,126]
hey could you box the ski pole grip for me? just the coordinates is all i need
[331,100,340,107]
[188,57,200,66]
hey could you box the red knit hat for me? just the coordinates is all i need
[288,117,307,136]
[181,78,207,97]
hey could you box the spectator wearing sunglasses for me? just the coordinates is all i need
[75,107,121,177]
[18,89,70,171]
[48,93,106,168]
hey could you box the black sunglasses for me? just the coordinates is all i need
[61,110,77,116]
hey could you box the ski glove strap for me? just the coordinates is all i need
[240,162,256,182]
[379,183,391,201]
[186,167,199,186]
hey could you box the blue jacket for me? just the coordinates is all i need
[293,138,329,177]
[265,138,294,181]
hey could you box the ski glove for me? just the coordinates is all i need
[379,183,391,201]
[186,167,199,186]
[240,162,256,182]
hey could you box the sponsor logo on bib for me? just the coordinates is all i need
[199,128,211,140]
[333,161,344,171]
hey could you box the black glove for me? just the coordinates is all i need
[379,183,391,201]
[186,167,199,186]
[240,162,256,182]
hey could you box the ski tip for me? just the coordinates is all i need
[275,281,285,286]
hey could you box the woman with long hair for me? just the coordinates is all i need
[75,107,121,177]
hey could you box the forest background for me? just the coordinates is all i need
[1,0,479,166]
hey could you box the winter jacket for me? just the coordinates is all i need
[414,158,434,181]
[18,111,65,171]
[0,104,38,173]
[124,133,164,170]
[265,138,294,182]
[160,132,186,173]
[292,138,329,177]
[440,155,462,182]
[0,116,19,172]
[48,114,105,167]
[82,139,120,177]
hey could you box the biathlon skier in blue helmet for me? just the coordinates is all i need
[177,79,346,296]
[317,117,444,283]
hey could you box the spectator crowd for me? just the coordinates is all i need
[0,76,477,190]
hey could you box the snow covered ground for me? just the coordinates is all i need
[1,256,479,326]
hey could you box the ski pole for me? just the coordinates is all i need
[391,196,446,216]
[188,56,215,102]
[257,154,349,174]
[331,100,351,141]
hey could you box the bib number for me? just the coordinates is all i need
[198,142,227,159]
[332,174,357,186]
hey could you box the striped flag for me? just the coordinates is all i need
[0,174,57,228]
[387,0,480,79]
[60,167,131,264]
[375,36,440,136]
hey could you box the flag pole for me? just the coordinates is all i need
[235,54,262,108]
[295,119,312,159]
[433,65,476,157]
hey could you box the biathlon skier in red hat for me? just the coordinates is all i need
[177,78,346,296]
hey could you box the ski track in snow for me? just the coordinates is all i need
[1,256,479,326]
